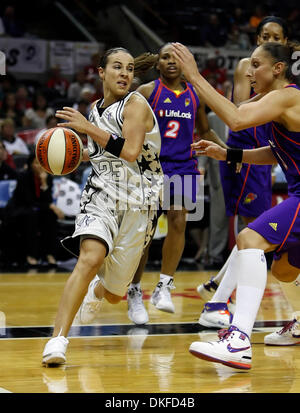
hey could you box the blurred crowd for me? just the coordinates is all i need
[0,1,294,272]
[0,39,104,270]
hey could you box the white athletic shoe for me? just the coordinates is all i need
[74,277,103,324]
[150,278,175,313]
[198,301,233,328]
[264,312,300,346]
[197,278,219,301]
[189,325,252,370]
[127,286,149,325]
[42,336,69,366]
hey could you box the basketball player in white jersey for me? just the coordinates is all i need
[42,47,163,366]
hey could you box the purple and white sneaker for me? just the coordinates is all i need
[264,312,300,346]
[198,301,233,328]
[189,325,252,370]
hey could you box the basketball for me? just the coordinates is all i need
[35,127,83,175]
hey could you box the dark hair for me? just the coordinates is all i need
[32,91,47,110]
[134,43,176,77]
[261,42,300,81]
[134,52,158,76]
[256,16,289,38]
[27,151,36,168]
[99,47,132,68]
[45,115,57,125]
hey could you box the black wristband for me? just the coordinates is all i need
[105,133,125,157]
[226,148,243,164]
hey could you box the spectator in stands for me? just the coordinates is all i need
[200,13,228,47]
[201,54,228,91]
[229,7,248,30]
[67,70,91,102]
[34,115,58,145]
[2,5,24,37]
[225,24,251,50]
[246,5,268,44]
[287,7,300,38]
[89,77,104,101]
[84,52,101,83]
[72,86,95,116]
[23,92,54,129]
[205,73,225,96]
[0,73,16,98]
[0,14,5,36]
[72,100,89,119]
[249,5,267,30]
[15,85,32,113]
[0,138,17,267]
[0,92,24,128]
[46,65,70,98]
[3,152,64,268]
[0,139,17,180]
[0,118,29,156]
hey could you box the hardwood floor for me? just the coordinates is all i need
[0,270,299,394]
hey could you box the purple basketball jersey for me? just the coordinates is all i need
[220,124,272,217]
[248,84,300,268]
[148,79,201,206]
[265,84,300,197]
[220,86,272,217]
[148,78,200,165]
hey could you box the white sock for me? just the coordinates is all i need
[130,282,141,289]
[212,246,237,285]
[231,249,267,337]
[160,274,173,283]
[211,245,238,303]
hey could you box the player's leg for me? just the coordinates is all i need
[264,250,300,346]
[127,242,151,325]
[197,215,255,302]
[150,206,187,313]
[190,227,275,370]
[42,238,108,366]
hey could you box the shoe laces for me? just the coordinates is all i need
[217,326,240,342]
[218,328,229,339]
[204,278,218,292]
[154,280,175,295]
[128,288,145,311]
[278,319,297,335]
[85,300,102,314]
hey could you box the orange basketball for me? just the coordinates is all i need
[35,127,83,175]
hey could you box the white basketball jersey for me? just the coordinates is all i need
[86,91,163,207]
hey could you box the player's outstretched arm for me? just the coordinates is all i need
[172,43,288,131]
[192,140,277,165]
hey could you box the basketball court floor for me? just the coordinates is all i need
[0,267,299,394]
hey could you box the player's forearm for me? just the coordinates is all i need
[85,123,139,162]
[202,128,228,149]
[188,74,240,131]
[242,146,277,165]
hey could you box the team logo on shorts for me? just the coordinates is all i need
[77,215,96,228]
[243,193,257,204]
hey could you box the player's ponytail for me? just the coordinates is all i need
[133,52,159,76]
